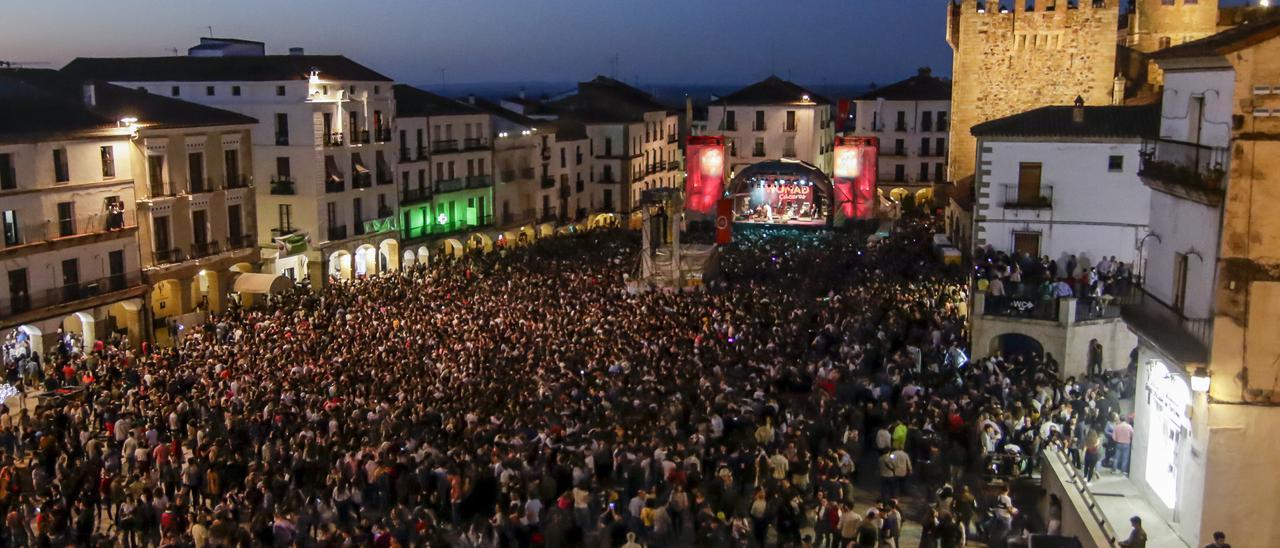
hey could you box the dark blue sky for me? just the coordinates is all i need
[4,0,1262,87]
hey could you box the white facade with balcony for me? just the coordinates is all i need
[705,76,834,178]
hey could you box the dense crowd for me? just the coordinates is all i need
[0,219,1135,547]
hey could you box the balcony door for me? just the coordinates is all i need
[1187,96,1204,146]
[108,250,125,291]
[1173,252,1190,313]
[1017,162,1042,203]
[192,209,209,246]
[61,258,79,300]
[1013,232,1041,258]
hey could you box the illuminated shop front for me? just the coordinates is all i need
[1142,359,1191,509]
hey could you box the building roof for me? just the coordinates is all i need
[470,97,542,128]
[970,104,1160,140]
[544,76,671,124]
[62,55,393,83]
[1151,15,1280,59]
[0,68,256,141]
[393,85,483,118]
[855,68,951,102]
[714,75,831,106]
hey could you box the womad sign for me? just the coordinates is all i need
[363,216,399,234]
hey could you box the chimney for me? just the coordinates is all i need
[918,67,932,77]
[518,87,526,100]
[1072,95,1085,124]
[82,83,96,107]
[289,47,305,56]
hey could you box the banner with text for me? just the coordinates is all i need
[685,135,726,214]
[833,136,879,222]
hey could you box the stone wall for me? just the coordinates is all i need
[1130,0,1220,53]
[947,0,1120,182]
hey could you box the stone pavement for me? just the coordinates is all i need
[1089,473,1191,548]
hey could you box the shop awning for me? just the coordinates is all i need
[231,273,294,295]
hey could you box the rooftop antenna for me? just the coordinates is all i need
[607,54,619,79]
[439,68,447,93]
[206,26,214,38]
[168,48,179,56]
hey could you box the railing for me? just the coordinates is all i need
[376,172,394,186]
[1075,296,1123,321]
[1002,184,1054,209]
[540,176,556,189]
[149,181,176,199]
[436,178,466,193]
[324,133,345,147]
[275,133,289,146]
[465,175,492,189]
[350,130,371,145]
[895,122,907,132]
[326,177,346,193]
[501,208,538,226]
[401,186,431,204]
[667,134,678,144]
[559,185,572,199]
[2,210,137,249]
[270,178,296,195]
[1041,446,1120,547]
[188,177,215,194]
[668,161,681,171]
[326,225,348,241]
[399,148,413,163]
[520,167,536,179]
[403,214,494,240]
[1120,285,1213,362]
[377,206,394,218]
[1139,138,1229,196]
[432,139,460,153]
[270,227,296,238]
[462,137,486,150]
[228,233,256,250]
[374,128,392,143]
[500,169,517,183]
[417,146,429,160]
[984,294,1061,322]
[352,172,373,189]
[190,240,221,259]
[153,247,185,265]
[1,271,143,318]
[753,123,766,131]
[225,174,252,189]
[752,147,765,157]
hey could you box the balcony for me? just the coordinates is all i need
[326,225,348,241]
[983,294,1061,322]
[1121,286,1212,364]
[376,172,394,186]
[275,133,289,146]
[188,177,216,194]
[668,134,678,144]
[559,185,572,199]
[1002,184,1054,209]
[377,206,394,219]
[465,174,493,189]
[2,271,143,318]
[227,233,256,250]
[436,178,466,193]
[326,177,346,193]
[190,240,221,259]
[668,161,681,172]
[401,186,431,204]
[153,247,185,265]
[752,147,765,158]
[350,130,371,145]
[270,227,297,238]
[540,176,556,189]
[399,148,413,163]
[462,137,487,151]
[324,133,345,147]
[432,139,460,154]
[500,169,517,183]
[416,146,429,160]
[520,167,536,179]
[1139,138,1229,205]
[374,128,392,143]
[351,172,373,189]
[270,178,296,195]
[2,210,137,250]
[225,174,252,189]
[753,123,766,132]
[148,181,177,199]
[0,166,15,191]
[882,148,908,158]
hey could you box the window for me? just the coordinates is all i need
[224,149,240,184]
[57,202,74,237]
[353,198,364,235]
[8,268,29,312]
[192,209,208,245]
[3,210,19,246]
[228,204,243,242]
[752,137,765,157]
[0,153,13,189]
[276,156,291,179]
[725,110,737,131]
[276,85,286,96]
[171,86,180,97]
[784,136,796,158]
[108,250,125,290]
[1173,252,1189,312]
[919,162,930,182]
[894,164,906,182]
[560,148,566,168]
[53,148,69,183]
[278,204,293,230]
[206,86,215,96]
[895,111,907,131]
[1017,162,1043,203]
[935,138,945,157]
[153,216,171,255]
[604,138,613,156]
[921,111,934,132]
[232,85,241,96]
[1159,36,1172,49]
[934,163,945,182]
[754,110,765,131]
[937,111,949,131]
[374,85,381,95]
[101,146,115,178]
[785,110,797,132]
[894,139,905,155]
[148,155,165,196]
[188,152,205,193]
[920,138,930,157]
[60,259,80,299]
[1013,232,1041,258]
[326,202,338,228]
[275,113,289,145]
[1108,155,1124,172]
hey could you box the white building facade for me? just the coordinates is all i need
[705,76,835,177]
[851,67,951,207]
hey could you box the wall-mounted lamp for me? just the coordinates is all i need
[1191,366,1211,393]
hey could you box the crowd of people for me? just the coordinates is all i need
[973,247,1135,314]
[0,219,1141,547]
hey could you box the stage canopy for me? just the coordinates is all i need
[726,159,834,227]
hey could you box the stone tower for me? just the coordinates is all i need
[946,0,1120,183]
[1128,0,1220,53]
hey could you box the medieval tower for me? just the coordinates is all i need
[1127,0,1221,53]
[947,0,1121,183]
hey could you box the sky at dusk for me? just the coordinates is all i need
[2,0,1265,88]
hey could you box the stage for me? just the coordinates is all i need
[734,217,828,228]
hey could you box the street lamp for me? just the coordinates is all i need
[1191,366,1211,393]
